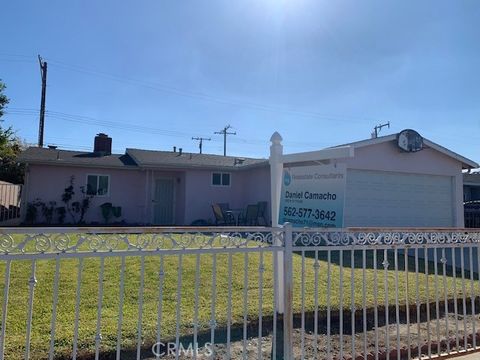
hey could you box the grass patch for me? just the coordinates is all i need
[0,235,477,359]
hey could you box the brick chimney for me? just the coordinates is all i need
[94,133,112,155]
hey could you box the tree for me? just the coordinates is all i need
[0,81,8,118]
[0,80,25,184]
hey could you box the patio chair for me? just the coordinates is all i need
[218,203,230,212]
[238,204,259,226]
[256,201,268,226]
[212,203,236,226]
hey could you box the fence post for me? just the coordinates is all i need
[283,222,293,359]
[270,131,285,313]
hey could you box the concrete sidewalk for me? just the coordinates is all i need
[439,352,480,360]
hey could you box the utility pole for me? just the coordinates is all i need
[192,136,211,154]
[214,125,236,156]
[38,55,48,147]
[371,121,390,139]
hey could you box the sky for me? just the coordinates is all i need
[1,0,479,161]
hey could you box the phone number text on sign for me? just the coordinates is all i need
[283,206,336,221]
[282,206,337,227]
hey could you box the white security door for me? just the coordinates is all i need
[344,169,454,227]
[153,178,175,225]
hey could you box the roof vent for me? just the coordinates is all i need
[173,146,177,153]
[47,145,57,150]
[178,148,183,156]
[94,133,112,156]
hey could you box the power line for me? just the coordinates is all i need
[6,108,336,149]
[46,112,204,139]
[7,108,255,144]
[7,107,478,160]
[191,137,211,154]
[5,107,38,112]
[43,57,377,124]
[0,54,36,64]
[214,125,236,157]
[5,109,220,141]
[0,58,36,64]
[0,54,33,58]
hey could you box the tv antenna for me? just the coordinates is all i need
[371,121,390,138]
[192,136,211,154]
[214,125,236,156]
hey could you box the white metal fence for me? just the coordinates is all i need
[0,184,22,224]
[0,226,480,359]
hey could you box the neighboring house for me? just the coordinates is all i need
[463,172,480,202]
[0,180,22,224]
[19,130,478,227]
[0,180,21,208]
[463,172,480,228]
[19,134,270,225]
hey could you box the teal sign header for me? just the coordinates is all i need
[278,164,346,228]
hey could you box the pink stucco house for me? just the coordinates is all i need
[19,134,270,225]
[19,130,478,227]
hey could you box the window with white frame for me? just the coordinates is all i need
[212,172,231,186]
[86,174,110,196]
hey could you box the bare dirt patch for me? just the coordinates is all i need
[142,313,480,360]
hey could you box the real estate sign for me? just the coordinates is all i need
[278,164,346,228]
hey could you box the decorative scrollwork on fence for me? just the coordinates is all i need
[0,234,14,253]
[4,228,479,254]
[293,231,480,247]
[0,229,283,255]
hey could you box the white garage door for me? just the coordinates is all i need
[344,169,454,227]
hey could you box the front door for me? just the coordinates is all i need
[153,178,175,225]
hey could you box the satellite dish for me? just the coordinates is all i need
[397,129,423,152]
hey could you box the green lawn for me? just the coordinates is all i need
[0,239,477,359]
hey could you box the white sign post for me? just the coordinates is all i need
[270,132,284,229]
[269,132,354,314]
[269,132,285,314]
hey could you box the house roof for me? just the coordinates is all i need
[330,133,479,169]
[20,130,477,171]
[18,147,138,169]
[19,147,267,171]
[0,180,15,186]
[125,148,267,170]
[464,173,480,186]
